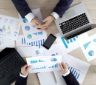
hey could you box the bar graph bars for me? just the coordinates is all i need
[61,36,78,48]
[21,37,45,48]
[68,66,80,80]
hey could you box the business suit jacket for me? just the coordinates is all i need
[15,73,79,85]
[12,0,73,18]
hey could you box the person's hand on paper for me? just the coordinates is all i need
[21,64,30,77]
[39,16,55,30]
[60,62,69,75]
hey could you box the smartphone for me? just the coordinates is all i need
[43,34,56,49]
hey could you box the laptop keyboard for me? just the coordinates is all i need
[59,13,89,34]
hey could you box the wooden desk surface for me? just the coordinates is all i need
[0,0,96,85]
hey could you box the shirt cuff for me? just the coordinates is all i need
[51,12,60,20]
[20,73,28,78]
[25,13,35,23]
[62,70,70,77]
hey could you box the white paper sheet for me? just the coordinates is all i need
[38,72,59,85]
[26,55,62,73]
[0,15,20,50]
[16,46,45,57]
[16,29,47,48]
[0,34,15,50]
[0,34,6,49]
[78,33,96,61]
[0,15,20,40]
[56,34,80,53]
[57,53,90,84]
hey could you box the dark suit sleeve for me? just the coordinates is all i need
[53,0,73,17]
[63,73,80,85]
[12,0,32,18]
[15,76,27,85]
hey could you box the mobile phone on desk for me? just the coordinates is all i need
[43,34,56,49]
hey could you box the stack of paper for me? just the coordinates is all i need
[0,15,20,49]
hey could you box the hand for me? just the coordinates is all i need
[40,16,55,29]
[59,62,69,75]
[21,64,30,76]
[31,18,41,27]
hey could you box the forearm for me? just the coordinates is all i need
[15,75,27,85]
[63,72,79,85]
[53,0,73,17]
[12,0,32,18]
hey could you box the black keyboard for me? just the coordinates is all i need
[59,13,89,34]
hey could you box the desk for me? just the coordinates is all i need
[0,0,96,85]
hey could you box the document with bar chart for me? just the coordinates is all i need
[56,33,80,53]
[26,55,62,73]
[78,33,96,61]
[63,54,90,84]
[53,54,90,85]
[61,36,79,53]
[16,24,47,48]
[68,66,80,80]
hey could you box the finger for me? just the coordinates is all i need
[42,22,49,27]
[36,20,41,25]
[39,24,48,30]
[43,18,48,23]
[61,62,67,70]
[37,24,43,29]
[27,65,31,69]
[61,62,65,68]
[65,63,68,70]
[60,63,64,71]
[42,26,48,30]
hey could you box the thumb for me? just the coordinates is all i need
[43,17,48,22]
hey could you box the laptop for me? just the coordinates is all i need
[55,3,93,39]
[0,48,26,85]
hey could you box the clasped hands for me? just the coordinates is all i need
[31,15,55,30]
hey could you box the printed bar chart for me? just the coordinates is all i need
[61,36,78,48]
[21,37,45,48]
[68,66,80,80]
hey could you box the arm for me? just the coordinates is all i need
[15,65,29,85]
[53,0,73,17]
[40,0,73,29]
[15,75,27,85]
[12,0,41,26]
[63,72,79,85]
[60,63,79,85]
[12,0,32,18]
